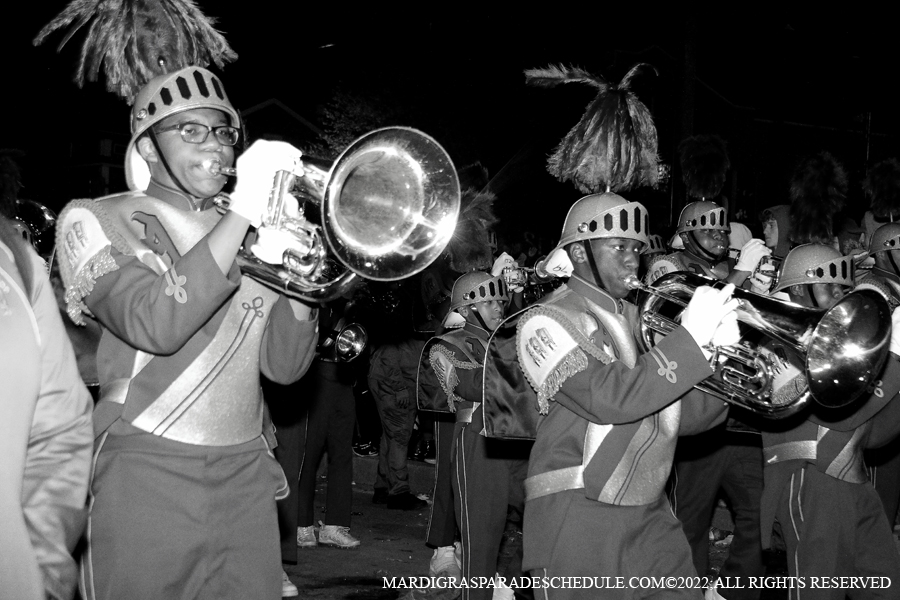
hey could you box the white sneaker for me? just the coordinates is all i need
[282,569,298,597]
[297,525,317,548]
[492,573,515,600]
[705,579,727,600]
[317,520,360,549]
[429,544,462,584]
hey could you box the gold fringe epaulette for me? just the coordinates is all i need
[516,303,615,415]
[535,346,589,414]
[56,197,135,325]
[429,343,478,410]
[64,247,118,325]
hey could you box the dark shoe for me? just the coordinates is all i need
[353,442,378,457]
[409,438,430,462]
[422,440,436,464]
[387,492,429,511]
[372,488,389,504]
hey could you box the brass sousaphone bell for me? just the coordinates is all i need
[628,272,891,418]
[217,127,461,304]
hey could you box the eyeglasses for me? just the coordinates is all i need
[156,122,241,146]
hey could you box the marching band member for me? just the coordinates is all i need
[516,192,738,599]
[855,223,900,530]
[646,200,770,289]
[0,216,93,600]
[647,201,768,596]
[37,2,319,597]
[760,243,900,597]
[420,270,530,600]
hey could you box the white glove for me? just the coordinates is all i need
[228,140,303,227]
[711,311,740,347]
[734,238,771,273]
[891,307,900,357]
[748,263,776,295]
[491,252,516,276]
[538,247,574,278]
[681,284,741,350]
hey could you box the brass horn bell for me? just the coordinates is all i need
[231,127,461,303]
[628,272,891,419]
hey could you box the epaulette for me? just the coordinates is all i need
[645,252,688,285]
[517,304,614,414]
[55,195,139,325]
[428,340,480,411]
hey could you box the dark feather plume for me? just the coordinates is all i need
[679,135,730,199]
[864,158,900,219]
[788,152,848,245]
[34,0,236,104]
[445,189,498,273]
[525,63,659,194]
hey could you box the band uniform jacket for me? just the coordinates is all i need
[759,353,900,549]
[55,181,318,447]
[517,274,729,570]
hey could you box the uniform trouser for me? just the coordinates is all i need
[451,421,529,600]
[426,416,457,548]
[269,380,307,565]
[776,465,900,599]
[370,378,418,496]
[671,429,764,600]
[524,492,701,600]
[867,436,900,527]
[297,364,355,527]
[80,423,284,600]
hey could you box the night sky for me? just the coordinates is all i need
[5,4,899,245]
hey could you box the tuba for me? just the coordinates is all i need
[628,272,891,418]
[216,127,460,303]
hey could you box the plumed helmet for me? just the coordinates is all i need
[676,201,729,235]
[125,66,241,191]
[772,243,854,293]
[645,234,667,256]
[556,192,651,250]
[449,271,509,312]
[869,223,900,254]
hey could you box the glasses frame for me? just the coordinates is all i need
[156,122,241,147]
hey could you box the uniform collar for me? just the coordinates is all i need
[463,321,492,342]
[145,181,214,212]
[568,274,623,314]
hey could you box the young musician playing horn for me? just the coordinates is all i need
[759,243,900,596]
[647,201,768,598]
[854,223,900,535]
[515,192,739,599]
[40,2,320,591]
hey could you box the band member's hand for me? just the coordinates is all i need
[891,307,900,357]
[711,311,740,347]
[229,140,303,227]
[491,252,516,276]
[681,284,740,350]
[538,247,574,278]
[734,238,771,273]
[748,263,776,295]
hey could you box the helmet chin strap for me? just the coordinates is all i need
[469,306,490,331]
[889,252,900,277]
[582,240,606,291]
[148,130,197,202]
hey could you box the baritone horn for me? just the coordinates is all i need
[212,127,461,303]
[626,272,891,419]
